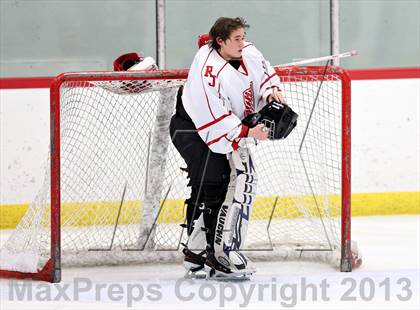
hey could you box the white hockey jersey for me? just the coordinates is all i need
[182,42,282,154]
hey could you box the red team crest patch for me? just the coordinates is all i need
[243,82,254,117]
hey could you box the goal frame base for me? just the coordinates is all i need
[0,259,59,282]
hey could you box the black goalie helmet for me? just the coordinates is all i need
[260,101,298,140]
[242,101,298,140]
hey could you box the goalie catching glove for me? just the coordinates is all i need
[242,101,298,140]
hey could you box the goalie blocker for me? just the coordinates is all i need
[242,101,298,140]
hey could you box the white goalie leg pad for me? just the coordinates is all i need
[213,147,257,272]
[183,213,207,277]
[186,213,206,252]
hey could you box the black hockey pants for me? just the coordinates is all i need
[169,87,230,250]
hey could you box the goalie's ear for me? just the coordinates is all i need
[197,34,210,49]
[113,52,144,71]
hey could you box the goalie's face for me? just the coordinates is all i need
[217,28,246,61]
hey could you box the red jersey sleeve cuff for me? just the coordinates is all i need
[232,124,249,151]
[239,124,249,138]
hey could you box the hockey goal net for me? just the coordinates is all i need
[0,66,353,282]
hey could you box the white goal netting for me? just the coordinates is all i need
[0,67,350,276]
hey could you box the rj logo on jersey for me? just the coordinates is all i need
[204,66,216,87]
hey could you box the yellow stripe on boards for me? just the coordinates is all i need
[0,192,419,229]
[351,192,420,216]
[0,203,28,229]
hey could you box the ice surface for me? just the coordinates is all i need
[1,215,419,310]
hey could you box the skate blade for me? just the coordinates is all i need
[184,269,207,279]
[205,266,253,281]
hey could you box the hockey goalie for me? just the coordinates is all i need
[170,17,298,280]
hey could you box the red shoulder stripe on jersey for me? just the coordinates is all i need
[243,43,253,49]
[197,111,232,131]
[260,72,277,90]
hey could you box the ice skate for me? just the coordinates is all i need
[204,250,255,281]
[181,212,208,279]
[183,246,207,279]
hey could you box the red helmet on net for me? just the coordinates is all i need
[197,34,210,49]
[113,52,144,71]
